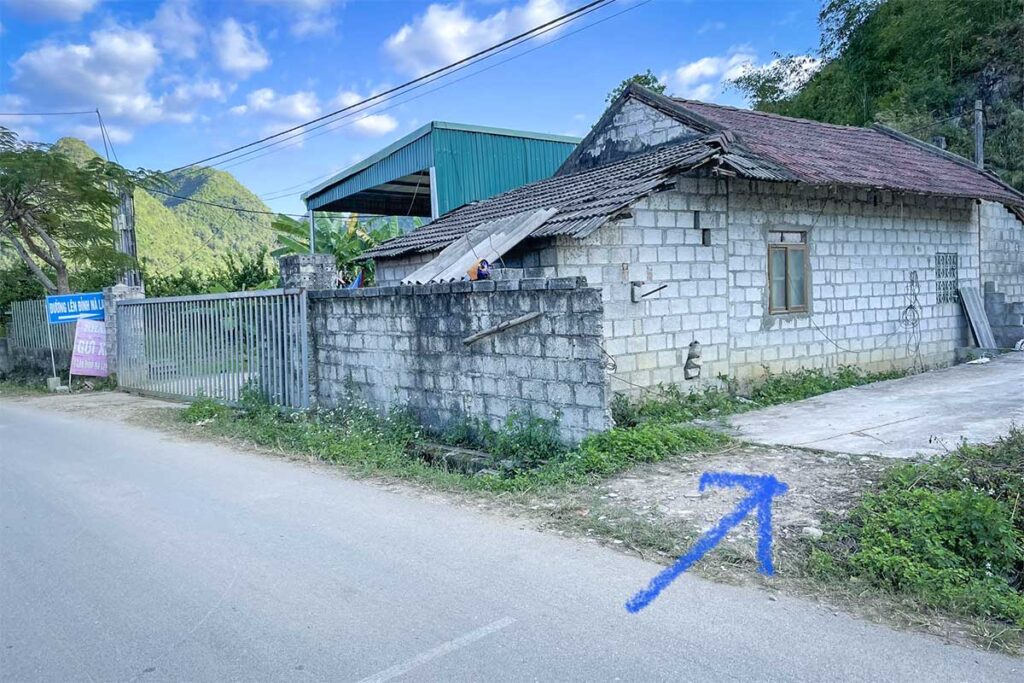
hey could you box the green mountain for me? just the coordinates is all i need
[48,138,276,277]
[159,167,277,267]
[734,0,1023,190]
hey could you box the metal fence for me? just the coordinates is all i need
[117,289,309,409]
[8,299,74,351]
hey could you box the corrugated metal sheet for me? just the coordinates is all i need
[304,122,579,213]
[431,128,577,216]
[305,131,434,211]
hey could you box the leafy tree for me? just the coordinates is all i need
[606,69,666,104]
[0,128,152,293]
[273,213,410,285]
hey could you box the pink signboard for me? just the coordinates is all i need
[70,319,108,377]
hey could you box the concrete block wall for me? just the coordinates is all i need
[375,252,435,285]
[0,338,11,378]
[980,201,1024,300]
[543,177,730,393]
[726,181,976,379]
[540,177,980,390]
[308,277,609,443]
[569,99,701,171]
[984,282,1024,349]
[279,254,339,290]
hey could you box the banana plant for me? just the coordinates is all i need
[272,212,416,285]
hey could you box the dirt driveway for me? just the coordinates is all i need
[727,352,1024,459]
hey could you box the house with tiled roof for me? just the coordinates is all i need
[367,84,1024,390]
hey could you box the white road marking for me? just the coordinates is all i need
[354,617,516,683]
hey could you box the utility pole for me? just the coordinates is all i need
[974,99,984,170]
[308,209,316,254]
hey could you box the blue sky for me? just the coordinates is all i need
[0,0,820,214]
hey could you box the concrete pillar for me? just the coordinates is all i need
[278,254,338,290]
[103,284,145,376]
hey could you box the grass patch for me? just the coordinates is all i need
[0,378,48,395]
[179,391,730,494]
[810,429,1024,628]
[612,365,906,427]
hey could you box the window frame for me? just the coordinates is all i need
[767,233,809,315]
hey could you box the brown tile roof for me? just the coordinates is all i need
[369,88,1023,261]
[671,98,1023,206]
[366,136,729,258]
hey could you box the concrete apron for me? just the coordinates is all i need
[727,352,1024,459]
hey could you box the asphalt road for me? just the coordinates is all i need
[1,400,1019,682]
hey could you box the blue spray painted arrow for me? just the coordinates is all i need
[625,472,789,613]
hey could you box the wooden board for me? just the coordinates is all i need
[959,285,997,348]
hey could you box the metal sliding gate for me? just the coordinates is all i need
[117,289,309,409]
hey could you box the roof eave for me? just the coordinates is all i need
[301,122,435,203]
[871,124,1024,206]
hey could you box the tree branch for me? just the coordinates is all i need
[0,223,57,293]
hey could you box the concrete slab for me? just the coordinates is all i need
[728,352,1024,458]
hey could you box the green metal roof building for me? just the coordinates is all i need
[301,121,580,219]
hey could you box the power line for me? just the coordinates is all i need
[97,110,121,165]
[168,0,614,173]
[148,187,306,217]
[95,109,113,163]
[252,0,651,201]
[0,110,96,116]
[904,111,964,136]
[214,0,617,173]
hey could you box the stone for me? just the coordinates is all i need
[801,526,824,541]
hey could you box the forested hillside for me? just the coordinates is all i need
[733,0,1024,189]
[49,138,276,277]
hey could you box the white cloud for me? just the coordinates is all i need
[215,19,270,77]
[0,95,41,141]
[697,20,725,34]
[234,88,320,120]
[385,0,567,75]
[150,0,203,59]
[67,123,134,144]
[13,28,164,122]
[250,0,340,37]
[331,90,398,136]
[10,27,227,134]
[5,0,99,23]
[668,45,758,101]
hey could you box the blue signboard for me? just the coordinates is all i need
[45,292,105,324]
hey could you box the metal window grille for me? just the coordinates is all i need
[935,252,959,304]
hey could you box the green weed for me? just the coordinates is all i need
[812,429,1024,626]
[612,366,907,427]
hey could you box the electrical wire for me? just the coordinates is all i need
[147,187,306,217]
[216,0,624,175]
[96,109,122,165]
[0,110,96,116]
[251,0,652,200]
[904,111,965,136]
[168,0,614,173]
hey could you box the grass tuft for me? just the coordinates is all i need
[611,365,906,427]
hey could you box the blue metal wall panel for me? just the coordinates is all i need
[431,129,576,215]
[306,133,434,210]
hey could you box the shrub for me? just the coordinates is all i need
[490,412,568,474]
[816,429,1024,626]
[182,397,231,423]
[567,423,729,476]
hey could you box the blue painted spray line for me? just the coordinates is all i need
[625,472,789,613]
